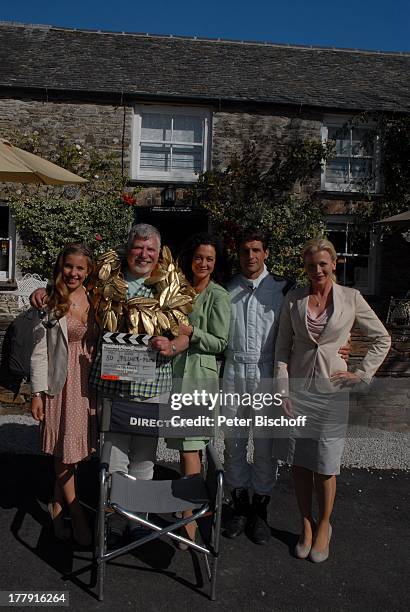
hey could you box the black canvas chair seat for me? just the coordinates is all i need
[110,472,209,514]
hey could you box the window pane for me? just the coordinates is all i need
[327,229,346,253]
[140,144,171,171]
[173,116,203,143]
[344,256,369,288]
[172,145,203,172]
[141,114,172,142]
[352,128,373,156]
[347,228,370,255]
[351,158,372,180]
[326,159,349,182]
[328,127,350,155]
[335,139,351,156]
[335,256,369,288]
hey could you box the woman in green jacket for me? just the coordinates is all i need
[167,233,231,543]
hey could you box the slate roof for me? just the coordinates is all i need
[1,22,409,112]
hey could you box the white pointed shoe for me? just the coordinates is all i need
[309,523,332,563]
[295,520,316,559]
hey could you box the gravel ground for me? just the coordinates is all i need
[0,414,409,469]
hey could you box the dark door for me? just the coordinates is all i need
[135,208,209,256]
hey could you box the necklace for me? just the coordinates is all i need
[311,294,325,308]
[69,286,88,309]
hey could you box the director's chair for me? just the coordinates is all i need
[96,398,224,601]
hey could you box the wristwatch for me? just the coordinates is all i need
[171,344,177,354]
[31,392,43,398]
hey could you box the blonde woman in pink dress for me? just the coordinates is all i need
[30,243,97,546]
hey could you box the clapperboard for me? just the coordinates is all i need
[101,332,156,382]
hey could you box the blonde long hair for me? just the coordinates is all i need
[46,243,94,318]
[301,237,337,282]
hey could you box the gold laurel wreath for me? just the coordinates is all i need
[92,246,196,335]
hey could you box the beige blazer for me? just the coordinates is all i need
[30,311,68,396]
[274,283,391,396]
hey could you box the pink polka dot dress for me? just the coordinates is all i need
[42,311,97,464]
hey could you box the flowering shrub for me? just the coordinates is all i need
[122,193,137,205]
[4,131,136,277]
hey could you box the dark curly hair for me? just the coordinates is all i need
[235,227,270,252]
[177,232,228,286]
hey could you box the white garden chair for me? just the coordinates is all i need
[16,273,47,310]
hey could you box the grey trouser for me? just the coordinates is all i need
[106,433,158,480]
[224,436,278,496]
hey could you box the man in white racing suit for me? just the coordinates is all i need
[222,229,294,545]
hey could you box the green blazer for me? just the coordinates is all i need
[172,280,231,395]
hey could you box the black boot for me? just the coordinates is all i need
[248,494,271,545]
[223,488,250,539]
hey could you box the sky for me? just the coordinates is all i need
[1,0,409,52]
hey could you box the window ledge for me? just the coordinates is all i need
[128,178,198,187]
[317,190,383,200]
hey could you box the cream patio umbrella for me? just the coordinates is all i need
[378,210,410,224]
[0,138,88,185]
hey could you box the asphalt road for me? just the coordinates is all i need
[0,454,408,612]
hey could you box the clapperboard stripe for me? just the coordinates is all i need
[102,332,152,346]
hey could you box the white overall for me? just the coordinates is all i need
[222,267,287,495]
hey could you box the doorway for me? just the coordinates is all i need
[135,208,209,256]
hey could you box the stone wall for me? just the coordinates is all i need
[0,98,132,204]
[212,109,322,170]
[349,326,409,431]
[0,98,324,198]
[0,98,132,155]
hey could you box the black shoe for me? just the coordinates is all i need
[248,494,271,545]
[223,488,250,539]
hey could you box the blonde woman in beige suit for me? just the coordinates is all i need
[31,243,97,546]
[274,238,390,563]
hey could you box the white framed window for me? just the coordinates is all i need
[326,215,376,295]
[132,105,211,183]
[321,116,380,193]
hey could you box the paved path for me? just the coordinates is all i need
[0,454,408,611]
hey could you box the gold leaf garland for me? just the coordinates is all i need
[91,246,195,336]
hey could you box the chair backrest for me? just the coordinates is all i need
[99,398,162,437]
